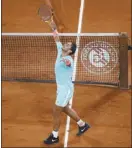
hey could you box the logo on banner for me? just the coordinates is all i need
[81,41,118,74]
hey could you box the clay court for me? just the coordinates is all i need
[2,0,131,147]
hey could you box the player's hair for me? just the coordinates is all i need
[70,42,77,55]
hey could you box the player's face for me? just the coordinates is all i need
[62,42,72,52]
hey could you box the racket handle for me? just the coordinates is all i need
[48,19,57,31]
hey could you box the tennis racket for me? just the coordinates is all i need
[38,4,53,24]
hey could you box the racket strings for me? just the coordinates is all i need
[38,4,53,22]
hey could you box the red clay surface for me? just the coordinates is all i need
[2,0,131,147]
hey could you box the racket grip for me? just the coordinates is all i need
[49,20,57,31]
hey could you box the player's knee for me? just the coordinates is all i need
[53,104,64,116]
[63,103,70,112]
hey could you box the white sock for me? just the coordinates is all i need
[52,131,58,138]
[77,119,85,127]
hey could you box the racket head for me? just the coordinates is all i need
[38,4,53,22]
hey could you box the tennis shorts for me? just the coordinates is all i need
[55,85,74,107]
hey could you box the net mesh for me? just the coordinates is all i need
[2,34,120,86]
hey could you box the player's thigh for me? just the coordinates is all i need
[56,87,74,107]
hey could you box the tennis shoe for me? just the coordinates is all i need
[44,133,59,145]
[76,123,91,136]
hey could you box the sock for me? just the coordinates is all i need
[52,131,58,138]
[77,119,85,127]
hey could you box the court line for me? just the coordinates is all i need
[63,0,85,147]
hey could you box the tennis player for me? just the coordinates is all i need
[44,20,91,145]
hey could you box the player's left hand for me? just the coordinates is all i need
[62,58,71,67]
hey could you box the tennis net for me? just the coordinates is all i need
[2,33,128,88]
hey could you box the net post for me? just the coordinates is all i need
[119,32,128,89]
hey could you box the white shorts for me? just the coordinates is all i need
[55,85,74,107]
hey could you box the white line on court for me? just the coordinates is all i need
[63,0,85,147]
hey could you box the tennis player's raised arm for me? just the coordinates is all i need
[49,20,60,42]
[48,20,62,56]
